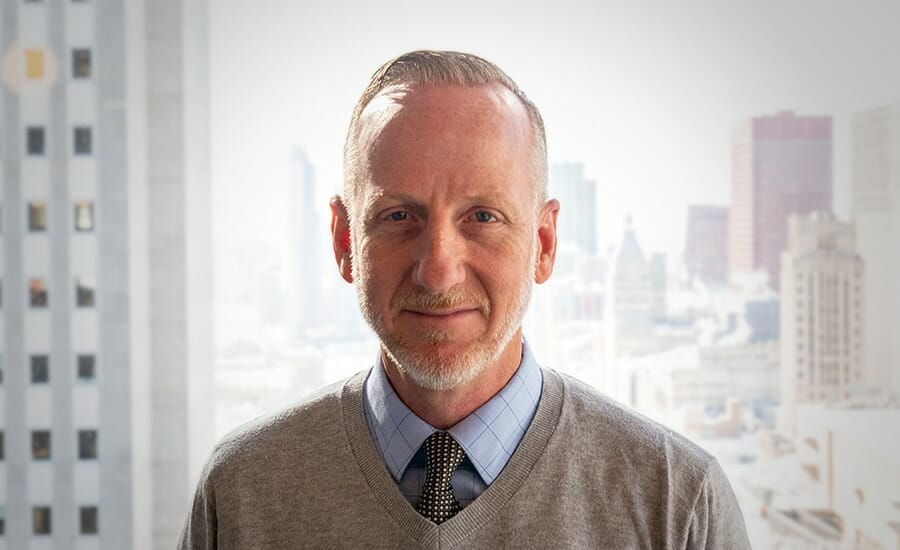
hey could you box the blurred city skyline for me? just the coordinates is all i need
[3,1,899,548]
[212,0,900,258]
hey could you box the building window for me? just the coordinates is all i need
[29,278,48,307]
[24,49,44,79]
[0,431,4,460]
[77,354,96,381]
[74,201,94,231]
[26,126,45,155]
[78,430,97,459]
[72,49,91,78]
[31,354,50,383]
[76,277,95,307]
[73,126,91,155]
[33,506,51,535]
[0,505,4,535]
[32,430,51,460]
[79,506,98,534]
[28,202,47,231]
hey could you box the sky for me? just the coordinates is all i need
[210,0,900,262]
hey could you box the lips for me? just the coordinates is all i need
[405,308,479,317]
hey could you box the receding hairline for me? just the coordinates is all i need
[343,50,548,213]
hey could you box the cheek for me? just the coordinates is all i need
[358,244,403,296]
[478,240,534,298]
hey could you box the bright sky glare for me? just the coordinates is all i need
[211,0,900,259]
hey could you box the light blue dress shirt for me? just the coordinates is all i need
[363,340,543,507]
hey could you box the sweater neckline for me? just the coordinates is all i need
[341,367,565,548]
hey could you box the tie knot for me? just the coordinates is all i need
[416,432,466,524]
[423,432,465,479]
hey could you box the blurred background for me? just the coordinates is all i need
[2,0,899,548]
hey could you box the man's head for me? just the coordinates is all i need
[332,50,558,391]
[342,51,548,215]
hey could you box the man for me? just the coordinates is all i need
[179,50,750,549]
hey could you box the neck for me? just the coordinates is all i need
[382,332,524,430]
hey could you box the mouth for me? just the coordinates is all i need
[402,307,481,319]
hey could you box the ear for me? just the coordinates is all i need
[534,199,560,284]
[330,195,354,283]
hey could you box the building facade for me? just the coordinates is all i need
[729,111,832,289]
[852,103,900,400]
[549,162,597,256]
[779,212,863,436]
[0,1,211,548]
[684,204,728,284]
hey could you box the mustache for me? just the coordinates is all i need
[392,287,490,315]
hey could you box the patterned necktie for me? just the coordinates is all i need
[415,431,466,524]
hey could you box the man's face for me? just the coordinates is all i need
[336,84,556,390]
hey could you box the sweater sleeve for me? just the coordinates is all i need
[686,459,752,549]
[177,462,218,550]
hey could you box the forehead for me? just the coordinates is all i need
[356,83,534,200]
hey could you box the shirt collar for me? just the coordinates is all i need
[363,339,543,485]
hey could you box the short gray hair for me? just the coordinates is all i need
[342,50,548,213]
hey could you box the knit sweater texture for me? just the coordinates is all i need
[178,369,751,549]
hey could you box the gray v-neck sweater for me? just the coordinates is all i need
[179,369,750,549]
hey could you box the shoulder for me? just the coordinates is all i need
[519,369,750,547]
[201,371,365,486]
[548,369,715,478]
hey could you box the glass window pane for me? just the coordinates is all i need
[74,201,94,231]
[24,49,44,79]
[29,278,48,307]
[76,276,95,307]
[79,506,98,534]
[77,354,96,381]
[32,430,51,460]
[74,126,91,155]
[27,126,45,154]
[33,506,51,535]
[78,430,97,459]
[72,49,91,78]
[28,202,47,231]
[30,355,49,383]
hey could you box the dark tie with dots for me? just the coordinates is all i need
[415,432,466,524]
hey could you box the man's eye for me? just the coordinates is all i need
[388,211,408,221]
[473,211,496,223]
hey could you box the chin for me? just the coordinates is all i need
[382,343,492,391]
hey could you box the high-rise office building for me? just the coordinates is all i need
[550,162,597,256]
[851,103,900,399]
[684,204,728,284]
[779,212,863,436]
[729,111,832,289]
[603,218,656,400]
[0,1,211,549]
[284,147,321,340]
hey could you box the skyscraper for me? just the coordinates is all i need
[684,204,728,284]
[284,147,321,340]
[779,212,863,435]
[851,102,900,400]
[729,111,832,289]
[550,162,597,256]
[1,1,211,548]
[603,218,656,400]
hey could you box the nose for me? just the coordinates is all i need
[411,217,466,294]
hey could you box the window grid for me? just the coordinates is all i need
[32,430,51,460]
[79,506,98,535]
[78,429,97,460]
